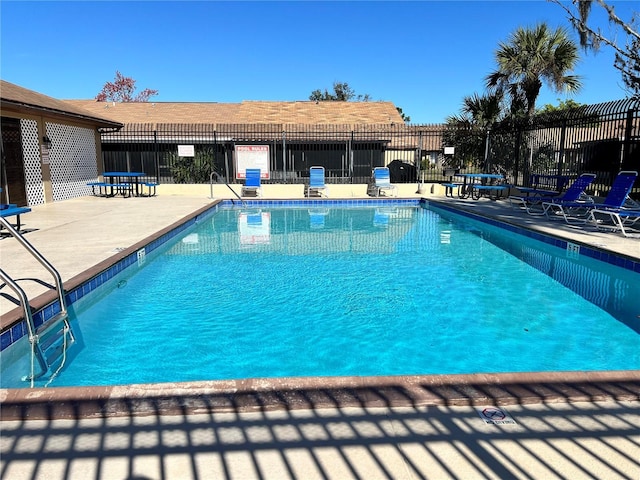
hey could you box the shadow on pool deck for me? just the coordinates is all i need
[1,192,639,479]
[1,393,639,479]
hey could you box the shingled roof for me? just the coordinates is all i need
[64,99,405,127]
[1,80,122,129]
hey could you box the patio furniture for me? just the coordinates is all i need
[0,204,31,232]
[455,173,509,200]
[509,173,596,215]
[241,169,262,197]
[588,206,640,237]
[367,167,398,197]
[543,171,638,224]
[305,166,329,198]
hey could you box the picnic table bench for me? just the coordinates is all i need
[0,204,32,231]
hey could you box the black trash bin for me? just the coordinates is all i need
[388,160,417,183]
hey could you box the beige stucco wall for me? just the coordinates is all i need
[154,182,448,198]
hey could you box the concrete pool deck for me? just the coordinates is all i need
[1,184,639,479]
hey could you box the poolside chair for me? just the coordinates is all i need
[305,166,329,198]
[586,172,640,237]
[241,168,262,197]
[509,173,596,215]
[368,167,398,197]
[588,206,640,237]
[543,171,638,224]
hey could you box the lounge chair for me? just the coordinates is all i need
[543,171,638,224]
[509,173,596,215]
[305,166,329,198]
[367,167,398,197]
[588,206,640,237]
[241,168,262,197]
[586,171,640,237]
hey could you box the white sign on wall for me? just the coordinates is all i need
[178,145,195,157]
[444,146,455,155]
[236,145,270,179]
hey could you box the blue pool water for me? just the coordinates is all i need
[3,204,640,387]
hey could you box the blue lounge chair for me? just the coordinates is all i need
[241,169,262,197]
[543,171,638,224]
[368,167,398,197]
[588,206,640,237]
[306,166,329,198]
[509,173,596,215]
[586,171,640,237]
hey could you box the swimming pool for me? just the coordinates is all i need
[2,200,639,389]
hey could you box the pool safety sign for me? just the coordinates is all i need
[236,145,270,179]
[476,406,517,425]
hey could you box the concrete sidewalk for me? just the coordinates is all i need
[1,401,639,480]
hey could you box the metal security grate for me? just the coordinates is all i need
[46,123,99,201]
[20,119,45,206]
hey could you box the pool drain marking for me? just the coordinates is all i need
[476,407,517,425]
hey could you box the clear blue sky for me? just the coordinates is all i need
[1,1,635,124]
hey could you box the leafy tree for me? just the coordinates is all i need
[396,107,411,122]
[486,23,582,118]
[309,81,371,101]
[549,0,640,97]
[168,147,215,183]
[443,93,504,170]
[536,98,584,114]
[448,92,504,129]
[96,71,158,102]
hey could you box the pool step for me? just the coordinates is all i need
[36,313,75,371]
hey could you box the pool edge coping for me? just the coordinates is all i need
[1,370,639,421]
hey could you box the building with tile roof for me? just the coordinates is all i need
[1,80,122,206]
[64,99,442,185]
[64,99,406,127]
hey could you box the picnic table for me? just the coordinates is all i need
[455,173,509,200]
[88,172,157,197]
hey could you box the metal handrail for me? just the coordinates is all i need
[0,268,48,374]
[209,171,246,206]
[0,217,67,313]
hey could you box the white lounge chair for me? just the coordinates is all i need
[368,167,398,197]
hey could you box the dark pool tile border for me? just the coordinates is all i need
[220,198,421,208]
[427,199,640,274]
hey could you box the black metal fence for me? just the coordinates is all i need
[100,97,640,198]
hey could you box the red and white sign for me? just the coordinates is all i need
[236,145,270,179]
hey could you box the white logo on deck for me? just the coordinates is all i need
[477,406,517,425]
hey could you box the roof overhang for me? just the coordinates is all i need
[1,99,123,130]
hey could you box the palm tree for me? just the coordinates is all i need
[486,23,582,117]
[447,92,504,128]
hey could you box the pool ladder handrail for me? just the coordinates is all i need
[0,216,73,380]
[209,171,247,207]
